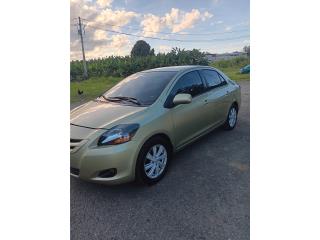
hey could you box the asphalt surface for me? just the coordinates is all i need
[70,80,250,240]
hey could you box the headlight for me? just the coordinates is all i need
[97,124,139,146]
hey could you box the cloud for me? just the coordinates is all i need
[70,3,214,59]
[93,30,110,41]
[158,45,172,53]
[171,9,201,33]
[85,45,109,59]
[96,0,113,8]
[70,0,97,20]
[110,35,130,49]
[70,0,138,59]
[141,8,213,36]
[71,34,131,59]
[202,11,214,20]
[94,8,139,28]
[164,8,180,27]
[141,14,164,37]
[86,35,130,58]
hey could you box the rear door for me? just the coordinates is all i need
[199,69,232,126]
[166,70,208,148]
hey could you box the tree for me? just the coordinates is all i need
[243,45,250,57]
[150,48,155,56]
[131,40,152,57]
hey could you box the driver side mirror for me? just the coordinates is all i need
[173,93,192,106]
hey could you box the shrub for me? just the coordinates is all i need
[70,48,208,81]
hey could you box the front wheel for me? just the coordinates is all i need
[135,136,172,185]
[223,104,238,130]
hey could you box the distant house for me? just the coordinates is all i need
[205,51,247,62]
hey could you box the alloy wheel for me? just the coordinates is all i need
[229,107,237,128]
[144,144,168,179]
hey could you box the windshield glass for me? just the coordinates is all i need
[103,71,177,105]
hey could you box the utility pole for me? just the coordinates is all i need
[78,17,88,79]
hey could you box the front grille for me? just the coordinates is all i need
[70,167,80,176]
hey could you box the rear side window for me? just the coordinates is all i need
[218,72,227,82]
[201,70,223,88]
[172,71,204,97]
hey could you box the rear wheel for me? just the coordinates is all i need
[223,104,238,130]
[136,136,172,185]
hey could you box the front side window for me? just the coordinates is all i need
[164,71,204,108]
[171,71,204,97]
[201,69,223,88]
[103,71,177,105]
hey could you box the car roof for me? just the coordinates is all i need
[141,65,214,73]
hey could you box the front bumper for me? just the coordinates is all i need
[70,139,140,185]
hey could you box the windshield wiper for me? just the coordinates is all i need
[99,94,109,101]
[105,96,142,105]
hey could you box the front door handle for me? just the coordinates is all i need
[204,99,208,105]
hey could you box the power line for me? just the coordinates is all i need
[81,18,249,36]
[86,25,249,42]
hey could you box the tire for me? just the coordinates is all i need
[135,136,172,185]
[223,104,238,130]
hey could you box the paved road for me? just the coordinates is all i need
[71,80,250,240]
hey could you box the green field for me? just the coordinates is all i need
[71,76,121,103]
[70,57,250,103]
[210,57,250,81]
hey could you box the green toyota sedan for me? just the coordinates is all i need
[70,66,241,185]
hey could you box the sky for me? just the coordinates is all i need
[70,0,250,60]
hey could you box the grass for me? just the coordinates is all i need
[210,57,250,81]
[71,76,122,103]
[70,57,250,103]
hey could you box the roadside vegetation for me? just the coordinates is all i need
[211,57,250,81]
[71,41,250,103]
[71,47,208,81]
[71,76,121,103]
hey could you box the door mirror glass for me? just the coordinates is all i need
[173,93,192,106]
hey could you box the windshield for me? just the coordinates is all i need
[103,71,177,105]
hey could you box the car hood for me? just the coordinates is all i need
[70,101,147,129]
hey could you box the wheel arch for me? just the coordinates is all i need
[232,101,239,111]
[142,133,174,153]
[133,132,174,182]
[133,132,174,172]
